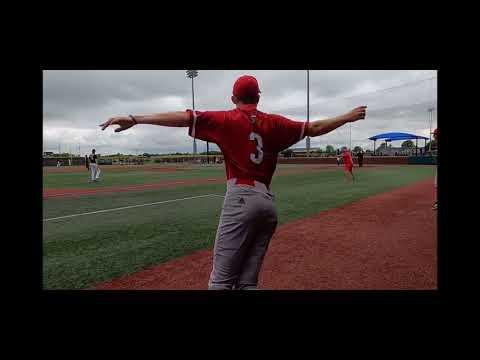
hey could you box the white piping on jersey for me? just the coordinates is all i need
[300,121,306,141]
[191,110,197,138]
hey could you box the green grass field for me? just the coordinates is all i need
[43,164,435,289]
[43,166,225,189]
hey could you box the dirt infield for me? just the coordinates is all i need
[44,178,225,198]
[92,179,436,290]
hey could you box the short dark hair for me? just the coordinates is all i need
[237,94,260,104]
[92,149,96,153]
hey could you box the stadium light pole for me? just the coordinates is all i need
[350,124,352,150]
[186,70,199,157]
[428,107,435,153]
[306,70,310,157]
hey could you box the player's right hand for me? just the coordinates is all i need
[99,116,136,132]
[345,106,367,123]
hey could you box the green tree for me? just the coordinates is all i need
[401,140,414,148]
[200,151,222,155]
[325,145,335,154]
[353,146,363,153]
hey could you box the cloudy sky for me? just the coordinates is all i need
[43,70,437,155]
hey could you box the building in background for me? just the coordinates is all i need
[376,146,416,156]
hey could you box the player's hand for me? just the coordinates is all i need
[99,116,136,132]
[345,106,367,123]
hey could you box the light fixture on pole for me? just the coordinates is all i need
[186,70,199,156]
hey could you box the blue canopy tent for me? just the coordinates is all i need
[368,132,429,156]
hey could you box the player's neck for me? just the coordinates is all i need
[236,103,258,111]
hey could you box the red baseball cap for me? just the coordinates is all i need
[233,75,261,98]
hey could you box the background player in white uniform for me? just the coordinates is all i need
[88,149,101,182]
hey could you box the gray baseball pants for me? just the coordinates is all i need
[208,180,278,290]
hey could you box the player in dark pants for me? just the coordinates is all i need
[358,151,364,167]
[100,75,367,290]
[88,149,101,182]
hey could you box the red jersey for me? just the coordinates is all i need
[343,151,353,166]
[186,104,306,188]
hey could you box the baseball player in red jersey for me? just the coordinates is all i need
[100,75,367,290]
[342,147,355,182]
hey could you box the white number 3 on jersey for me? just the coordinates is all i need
[249,132,264,164]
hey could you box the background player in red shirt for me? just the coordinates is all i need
[342,146,355,182]
[100,75,367,290]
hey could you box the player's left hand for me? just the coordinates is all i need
[100,116,136,132]
[345,106,367,123]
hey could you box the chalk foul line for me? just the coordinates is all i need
[43,194,225,222]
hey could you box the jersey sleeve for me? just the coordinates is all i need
[186,110,226,145]
[271,114,307,152]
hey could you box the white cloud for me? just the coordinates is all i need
[43,70,437,154]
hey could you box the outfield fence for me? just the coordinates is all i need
[43,157,86,167]
[278,156,437,165]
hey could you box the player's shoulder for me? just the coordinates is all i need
[203,110,228,115]
[198,110,228,122]
[194,109,227,119]
[259,111,284,120]
[265,112,302,126]
[226,108,252,117]
[254,112,289,127]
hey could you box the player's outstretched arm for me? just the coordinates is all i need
[100,112,192,133]
[306,106,367,138]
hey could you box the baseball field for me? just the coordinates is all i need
[43,162,437,290]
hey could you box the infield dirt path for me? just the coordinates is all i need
[43,178,224,198]
[93,178,437,290]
